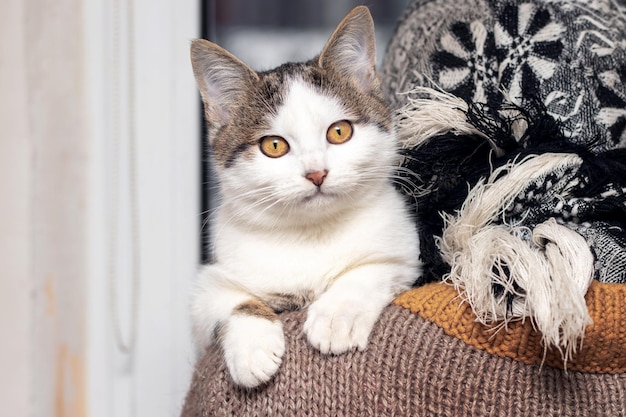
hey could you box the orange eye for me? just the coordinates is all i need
[259,136,290,158]
[326,120,353,144]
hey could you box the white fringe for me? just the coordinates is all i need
[439,153,595,360]
[531,219,594,358]
[395,87,488,148]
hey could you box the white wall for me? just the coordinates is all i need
[1,1,33,416]
[2,0,90,416]
[1,0,199,416]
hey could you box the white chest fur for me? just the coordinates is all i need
[211,185,418,299]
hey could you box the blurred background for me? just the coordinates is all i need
[207,0,407,67]
[1,1,407,416]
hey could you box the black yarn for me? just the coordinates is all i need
[398,132,494,284]
[397,97,626,284]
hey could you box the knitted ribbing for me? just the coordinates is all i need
[180,303,626,417]
[394,281,626,374]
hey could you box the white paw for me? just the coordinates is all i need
[221,315,285,388]
[303,295,382,355]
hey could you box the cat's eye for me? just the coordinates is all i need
[259,136,290,158]
[326,120,353,145]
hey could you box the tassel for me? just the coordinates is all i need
[396,87,487,148]
[531,219,594,359]
[439,153,595,360]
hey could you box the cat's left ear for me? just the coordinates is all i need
[319,6,379,92]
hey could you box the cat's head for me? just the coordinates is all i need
[190,6,397,228]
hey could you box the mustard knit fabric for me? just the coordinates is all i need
[394,281,626,374]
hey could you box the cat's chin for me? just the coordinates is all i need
[302,188,330,203]
[294,190,356,221]
[298,182,375,215]
[300,188,345,210]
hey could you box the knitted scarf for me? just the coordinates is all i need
[382,0,626,358]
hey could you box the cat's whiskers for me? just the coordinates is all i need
[200,213,211,233]
[232,190,281,218]
[248,197,290,230]
[356,164,422,188]
[353,166,393,184]
[229,185,310,232]
[389,172,420,191]
[199,205,223,235]
[339,165,424,206]
[208,186,282,241]
[392,166,431,197]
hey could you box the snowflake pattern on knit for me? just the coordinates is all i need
[432,21,498,103]
[431,2,565,106]
[420,0,626,149]
[494,3,565,103]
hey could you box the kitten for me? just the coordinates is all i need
[190,6,420,388]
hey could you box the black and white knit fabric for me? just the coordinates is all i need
[382,0,626,357]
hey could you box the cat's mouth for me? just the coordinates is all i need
[303,188,325,201]
[302,187,335,204]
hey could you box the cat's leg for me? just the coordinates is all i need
[192,265,285,388]
[221,300,285,388]
[304,263,413,354]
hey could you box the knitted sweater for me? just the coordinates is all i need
[180,282,626,416]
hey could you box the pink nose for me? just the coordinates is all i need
[305,170,328,186]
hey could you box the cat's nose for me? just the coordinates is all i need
[305,170,328,186]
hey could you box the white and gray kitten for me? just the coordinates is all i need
[190,6,420,388]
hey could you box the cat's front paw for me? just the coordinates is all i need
[304,295,382,355]
[221,315,285,388]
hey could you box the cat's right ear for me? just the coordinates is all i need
[190,40,258,129]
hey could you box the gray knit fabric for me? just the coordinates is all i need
[382,0,626,151]
[180,305,626,416]
[381,0,626,288]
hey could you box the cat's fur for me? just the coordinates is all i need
[190,6,420,388]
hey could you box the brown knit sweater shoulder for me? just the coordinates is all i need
[180,282,626,417]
